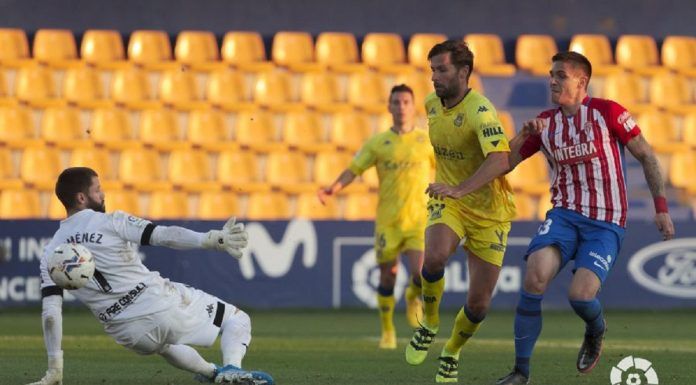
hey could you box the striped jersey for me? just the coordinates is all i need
[519,96,641,227]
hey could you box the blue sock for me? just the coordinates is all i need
[514,290,543,378]
[569,298,605,336]
[377,285,394,296]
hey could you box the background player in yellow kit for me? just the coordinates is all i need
[404,40,516,383]
[318,84,434,349]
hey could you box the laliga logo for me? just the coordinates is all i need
[351,249,408,307]
[610,356,658,385]
[628,238,696,298]
[239,219,317,279]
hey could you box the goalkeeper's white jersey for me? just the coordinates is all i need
[40,209,178,323]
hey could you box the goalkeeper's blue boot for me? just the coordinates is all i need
[214,364,275,385]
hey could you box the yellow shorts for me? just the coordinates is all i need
[375,225,425,264]
[426,199,511,267]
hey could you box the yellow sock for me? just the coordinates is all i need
[377,294,395,333]
[443,307,483,356]
[421,273,445,330]
[405,280,422,302]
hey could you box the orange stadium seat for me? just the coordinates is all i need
[295,192,340,219]
[33,29,80,68]
[516,34,558,76]
[265,151,314,193]
[0,149,22,189]
[138,108,187,151]
[103,189,142,216]
[198,191,240,219]
[615,35,663,75]
[507,153,549,195]
[158,69,207,110]
[315,32,363,72]
[62,66,111,109]
[271,31,322,72]
[299,71,349,113]
[313,151,354,186]
[20,145,63,190]
[148,190,190,219]
[253,71,302,112]
[661,36,696,77]
[602,72,650,114]
[246,192,291,220]
[127,30,177,70]
[513,193,537,221]
[343,192,377,220]
[669,151,696,193]
[346,71,387,113]
[118,147,169,191]
[536,191,554,220]
[110,67,160,109]
[40,107,89,149]
[636,110,686,153]
[14,65,64,108]
[216,151,269,193]
[89,107,135,150]
[329,111,373,151]
[0,189,41,218]
[0,28,31,67]
[682,112,696,149]
[0,106,39,148]
[221,31,274,72]
[464,34,515,76]
[497,110,516,138]
[174,30,221,70]
[361,33,411,74]
[81,29,128,69]
[282,111,334,153]
[568,34,620,75]
[408,33,448,69]
[649,72,696,114]
[235,110,286,152]
[187,108,236,152]
[167,149,217,191]
[469,72,484,94]
[205,70,255,112]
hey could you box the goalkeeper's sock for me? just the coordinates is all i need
[160,344,216,377]
[377,285,396,333]
[514,290,543,378]
[569,298,605,336]
[220,309,252,367]
[421,267,445,329]
[443,305,484,356]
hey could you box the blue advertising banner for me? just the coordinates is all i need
[0,219,694,309]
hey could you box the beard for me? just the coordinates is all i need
[86,197,106,213]
[434,82,460,100]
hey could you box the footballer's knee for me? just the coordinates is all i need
[523,269,551,295]
[378,263,397,289]
[466,295,491,319]
[423,247,449,273]
[223,308,252,338]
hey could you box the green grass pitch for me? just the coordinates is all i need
[1,307,694,384]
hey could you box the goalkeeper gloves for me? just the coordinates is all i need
[202,217,248,259]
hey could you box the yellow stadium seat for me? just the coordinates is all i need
[47,194,67,219]
[198,191,240,219]
[62,66,111,109]
[235,110,286,152]
[536,192,554,220]
[0,106,39,148]
[15,65,64,108]
[661,36,696,77]
[361,33,411,74]
[299,71,350,113]
[408,33,448,69]
[464,34,516,76]
[167,149,217,192]
[283,111,335,154]
[138,108,187,151]
[394,71,433,115]
[329,111,373,151]
[174,30,222,71]
[246,192,291,220]
[0,28,31,67]
[69,147,117,181]
[637,110,686,153]
[615,35,663,75]
[315,32,363,73]
[221,31,274,72]
[187,108,236,152]
[20,145,63,190]
[0,149,22,189]
[148,190,190,219]
[253,71,302,112]
[346,71,387,113]
[127,30,178,70]
[0,189,41,218]
[32,29,80,68]
[80,29,128,69]
[669,152,696,193]
[216,151,270,193]
[271,31,322,72]
[507,153,549,195]
[118,147,169,191]
[602,72,650,114]
[313,151,353,186]
[513,193,537,221]
[497,110,516,138]
[469,72,484,94]
[343,192,377,220]
[110,67,160,109]
[361,166,379,188]
[40,107,89,149]
[265,151,314,193]
[295,192,340,219]
[104,189,142,216]
[649,72,696,115]
[682,112,696,149]
[516,34,558,76]
[158,69,207,110]
[568,34,620,75]
[89,108,135,150]
[205,70,255,112]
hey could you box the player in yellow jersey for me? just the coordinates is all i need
[318,84,435,350]
[404,40,516,383]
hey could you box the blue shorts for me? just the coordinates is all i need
[526,208,625,284]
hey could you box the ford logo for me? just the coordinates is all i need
[627,238,696,298]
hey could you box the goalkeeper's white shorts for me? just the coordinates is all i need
[104,282,237,354]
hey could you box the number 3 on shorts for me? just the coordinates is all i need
[538,219,553,235]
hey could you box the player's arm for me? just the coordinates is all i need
[427,151,510,199]
[317,169,357,205]
[318,138,376,205]
[507,118,544,171]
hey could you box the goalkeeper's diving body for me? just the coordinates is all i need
[29,167,274,385]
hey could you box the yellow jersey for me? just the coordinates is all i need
[425,90,515,223]
[349,128,434,229]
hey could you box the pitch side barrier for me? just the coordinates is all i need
[1,219,694,309]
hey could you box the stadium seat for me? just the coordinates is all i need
[295,192,340,219]
[235,110,286,152]
[127,30,177,70]
[0,149,22,189]
[394,70,433,115]
[187,108,237,152]
[216,151,270,193]
[682,112,696,149]
[507,153,549,195]
[198,191,240,219]
[174,30,222,70]
[62,66,111,109]
[252,71,302,112]
[282,111,335,153]
[515,34,558,76]
[14,65,64,108]
[463,34,515,76]
[568,34,620,75]
[299,71,350,113]
[246,192,291,220]
[89,107,135,150]
[536,192,554,220]
[220,31,274,72]
[32,29,80,68]
[615,35,663,75]
[80,29,128,69]
[497,110,516,138]
[669,151,696,193]
[407,33,448,69]
[272,31,322,72]
[0,28,31,67]
[148,190,190,219]
[602,72,650,114]
[648,72,696,115]
[361,33,411,74]
[103,189,142,216]
[361,166,379,188]
[636,110,687,153]
[158,69,207,110]
[315,32,363,73]
[110,67,160,109]
[346,71,387,113]
[138,108,187,151]
[661,36,696,77]
[469,72,484,94]
[118,147,169,191]
[205,70,255,112]
[47,194,67,219]
[0,189,41,218]
[513,192,537,221]
[329,111,373,151]
[313,151,354,186]
[40,107,89,149]
[20,145,63,190]
[265,151,314,193]
[0,106,39,148]
[69,147,116,181]
[343,192,377,220]
[167,149,218,191]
